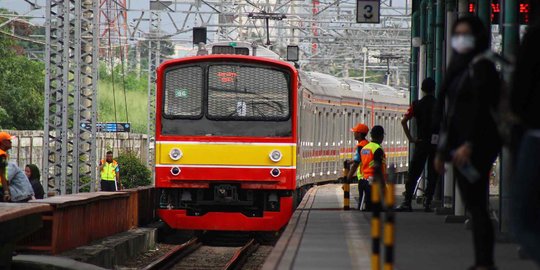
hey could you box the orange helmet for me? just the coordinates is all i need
[350,124,369,134]
[0,131,15,142]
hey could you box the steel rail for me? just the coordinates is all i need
[143,237,200,270]
[223,238,260,270]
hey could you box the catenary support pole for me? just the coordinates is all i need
[500,0,519,234]
[426,0,435,79]
[477,0,491,31]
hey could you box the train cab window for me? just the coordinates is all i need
[207,65,290,120]
[163,66,203,118]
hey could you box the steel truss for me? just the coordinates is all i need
[8,0,411,195]
[43,0,98,195]
[146,10,161,173]
[124,0,411,85]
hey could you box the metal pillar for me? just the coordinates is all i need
[77,0,99,192]
[477,0,491,30]
[434,0,445,96]
[43,0,98,195]
[409,0,422,103]
[146,11,161,177]
[457,0,468,17]
[442,0,456,211]
[426,0,435,79]
[500,0,520,234]
[43,0,65,196]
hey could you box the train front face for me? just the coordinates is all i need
[155,55,298,231]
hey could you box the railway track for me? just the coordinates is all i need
[144,236,264,270]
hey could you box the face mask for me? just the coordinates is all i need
[451,34,475,54]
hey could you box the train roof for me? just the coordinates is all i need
[185,41,282,60]
[300,71,409,105]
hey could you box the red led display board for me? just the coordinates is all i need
[468,0,530,25]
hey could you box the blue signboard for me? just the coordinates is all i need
[80,122,131,133]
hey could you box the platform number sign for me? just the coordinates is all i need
[356,0,380,23]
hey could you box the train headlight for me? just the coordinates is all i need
[269,150,282,162]
[170,166,181,176]
[270,168,281,177]
[169,148,183,161]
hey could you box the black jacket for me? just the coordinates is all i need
[512,24,540,130]
[436,58,502,165]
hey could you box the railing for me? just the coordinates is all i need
[17,187,157,255]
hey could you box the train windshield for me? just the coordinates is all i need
[163,66,204,118]
[161,62,293,137]
[207,65,290,120]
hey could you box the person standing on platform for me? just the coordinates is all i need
[346,123,370,210]
[99,151,122,191]
[357,125,387,211]
[510,2,540,265]
[7,162,34,202]
[0,132,14,202]
[396,78,439,212]
[25,164,44,199]
[434,16,501,270]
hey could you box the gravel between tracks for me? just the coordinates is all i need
[173,246,239,270]
[240,245,273,270]
[115,243,176,270]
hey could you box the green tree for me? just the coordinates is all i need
[0,30,45,130]
[116,151,151,189]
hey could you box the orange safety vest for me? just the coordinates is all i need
[356,140,369,179]
[360,142,386,179]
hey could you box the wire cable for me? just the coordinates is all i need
[115,4,132,151]
[106,1,119,154]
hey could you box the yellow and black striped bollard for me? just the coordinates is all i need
[343,160,350,210]
[383,167,396,270]
[371,175,382,270]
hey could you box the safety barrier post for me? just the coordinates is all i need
[384,166,396,270]
[371,165,397,270]
[371,171,382,270]
[343,160,350,210]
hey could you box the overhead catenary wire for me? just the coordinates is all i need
[115,4,133,152]
[106,1,120,158]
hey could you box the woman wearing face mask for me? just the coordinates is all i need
[434,16,501,270]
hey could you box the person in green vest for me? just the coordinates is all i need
[99,151,122,191]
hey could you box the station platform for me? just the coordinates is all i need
[263,184,538,270]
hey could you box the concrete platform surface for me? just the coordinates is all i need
[13,255,106,270]
[61,227,156,269]
[264,183,539,270]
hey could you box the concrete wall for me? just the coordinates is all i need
[6,130,149,169]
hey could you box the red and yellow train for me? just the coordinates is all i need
[155,42,409,232]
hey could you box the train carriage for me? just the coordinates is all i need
[155,53,298,231]
[155,42,409,232]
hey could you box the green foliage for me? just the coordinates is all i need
[116,151,152,189]
[0,9,45,130]
[98,81,148,133]
[0,37,44,130]
[78,176,92,193]
[99,62,148,92]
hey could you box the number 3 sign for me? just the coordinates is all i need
[356,0,380,23]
